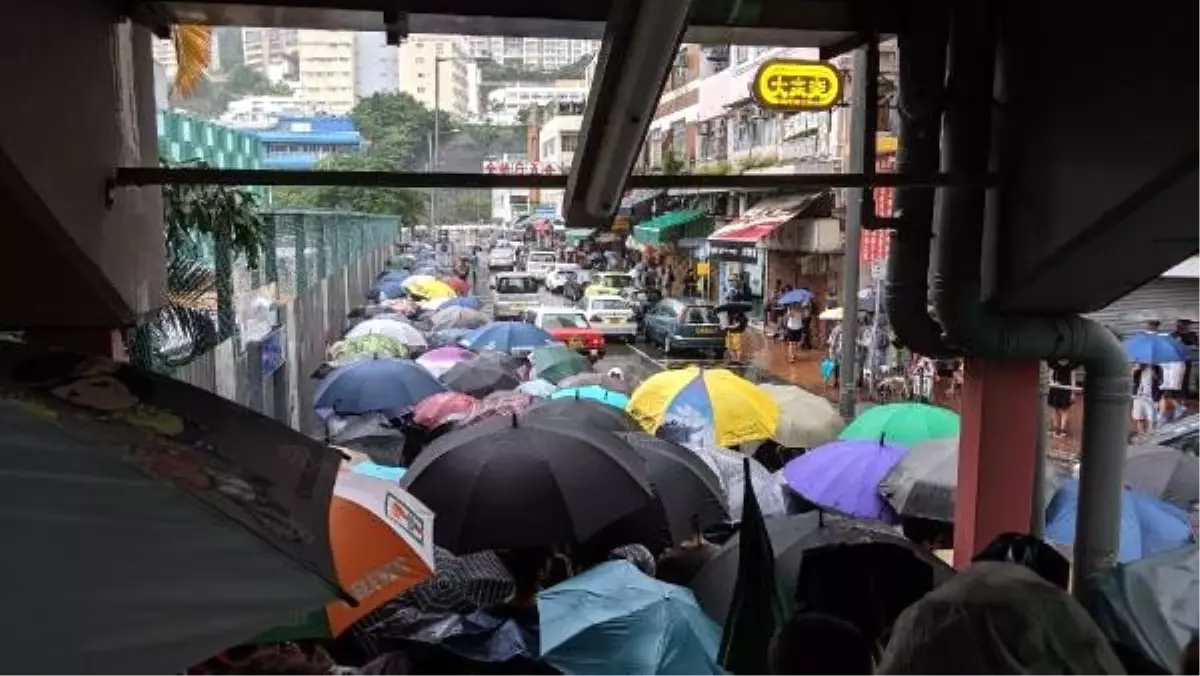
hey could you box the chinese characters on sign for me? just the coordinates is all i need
[481,160,558,175]
[874,153,897,219]
[751,60,843,111]
[860,230,891,264]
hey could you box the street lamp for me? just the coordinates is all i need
[427,126,460,229]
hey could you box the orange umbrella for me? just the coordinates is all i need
[441,276,470,295]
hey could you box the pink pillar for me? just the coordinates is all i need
[953,357,1041,566]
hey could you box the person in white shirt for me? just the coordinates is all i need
[1161,360,1187,421]
[1131,363,1162,434]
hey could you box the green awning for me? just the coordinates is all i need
[564,228,596,245]
[633,209,713,245]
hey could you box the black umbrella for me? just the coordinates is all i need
[524,397,641,433]
[327,412,407,465]
[1125,444,1199,510]
[617,432,730,543]
[689,513,954,625]
[440,354,522,399]
[400,414,654,553]
[878,437,1060,522]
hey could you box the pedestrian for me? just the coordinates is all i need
[1172,318,1198,398]
[725,308,748,363]
[1048,359,1076,438]
[784,304,805,364]
[682,268,698,297]
[1161,358,1187,422]
[768,282,786,339]
[1131,362,1163,434]
[799,296,814,350]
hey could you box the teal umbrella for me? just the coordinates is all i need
[839,402,960,447]
[551,386,630,409]
[530,345,591,384]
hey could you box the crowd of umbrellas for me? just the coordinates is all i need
[4,243,1196,674]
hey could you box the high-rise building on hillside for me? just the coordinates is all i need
[466,36,599,72]
[242,28,298,74]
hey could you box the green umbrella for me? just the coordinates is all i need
[530,345,591,384]
[839,402,960,447]
[328,334,408,364]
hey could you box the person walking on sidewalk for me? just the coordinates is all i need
[725,308,748,363]
[784,305,806,364]
[1048,359,1076,438]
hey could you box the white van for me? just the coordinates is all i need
[488,246,516,271]
[525,250,558,279]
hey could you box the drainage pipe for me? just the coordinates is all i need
[884,4,956,358]
[931,1,1130,594]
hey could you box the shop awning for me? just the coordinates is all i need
[707,193,829,245]
[564,228,596,245]
[633,209,713,245]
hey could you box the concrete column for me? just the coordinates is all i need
[953,358,1042,564]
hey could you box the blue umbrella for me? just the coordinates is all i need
[1123,332,1189,365]
[538,560,724,675]
[368,279,407,301]
[350,460,407,482]
[313,358,445,418]
[459,322,557,354]
[379,270,410,283]
[442,296,484,310]
[779,288,814,306]
[781,439,906,523]
[551,386,630,409]
[517,379,560,398]
[1045,479,1193,563]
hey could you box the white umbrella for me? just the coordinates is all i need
[758,383,844,448]
[818,307,844,321]
[346,318,428,348]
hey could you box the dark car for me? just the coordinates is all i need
[621,285,662,325]
[642,298,726,356]
[562,275,585,303]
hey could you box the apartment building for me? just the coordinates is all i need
[296,30,357,115]
[242,28,298,75]
[485,84,586,125]
[397,35,479,119]
[466,36,599,72]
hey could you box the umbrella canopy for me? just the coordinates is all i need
[416,346,473,379]
[413,391,479,429]
[687,445,789,520]
[690,513,954,625]
[1046,478,1193,563]
[552,385,631,409]
[401,414,654,552]
[329,334,409,364]
[1124,444,1199,510]
[348,459,408,482]
[0,347,349,674]
[441,296,484,310]
[1123,331,1189,365]
[379,269,410,282]
[782,439,905,523]
[758,383,844,448]
[314,358,446,418]
[458,391,536,427]
[538,561,724,675]
[516,378,560,398]
[419,297,453,313]
[1090,544,1199,672]
[431,306,490,332]
[628,367,781,450]
[370,279,408,301]
[618,432,731,543]
[328,412,407,464]
[559,371,635,394]
[441,276,471,295]
[346,318,429,349]
[404,275,458,299]
[428,328,473,349]
[530,344,593,384]
[525,397,642,433]
[440,353,523,398]
[460,321,558,354]
[778,288,813,306]
[839,402,960,447]
[879,437,1061,523]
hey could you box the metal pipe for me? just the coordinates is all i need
[884,4,955,358]
[1031,361,1048,537]
[837,39,879,420]
[930,1,1130,593]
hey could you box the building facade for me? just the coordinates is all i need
[466,37,599,72]
[397,35,478,119]
[486,84,586,125]
[296,30,357,115]
[220,95,315,130]
[255,115,362,170]
[242,27,299,75]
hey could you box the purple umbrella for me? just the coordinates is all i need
[782,439,906,524]
[416,346,473,378]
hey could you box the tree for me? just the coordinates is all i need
[172,64,292,118]
[273,152,427,223]
[662,149,688,175]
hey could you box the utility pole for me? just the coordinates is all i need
[837,39,880,420]
[432,59,441,230]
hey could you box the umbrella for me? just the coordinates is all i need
[538,561,724,675]
[690,513,954,625]
[348,459,408,482]
[517,378,560,398]
[818,307,843,321]
[328,334,409,363]
[0,347,350,674]
[419,297,453,313]
[460,321,557,354]
[441,296,484,310]
[404,275,458,299]
[1090,544,1199,672]
[401,414,654,552]
[1124,444,1199,510]
[618,432,731,542]
[1123,331,1189,365]
[440,353,523,398]
[379,269,410,282]
[415,346,473,379]
[1045,478,1193,563]
[879,437,1061,523]
[346,318,429,349]
[428,328,473,348]
[552,385,631,409]
[412,391,479,429]
[525,397,642,433]
[530,344,592,384]
[441,276,471,295]
[781,439,905,523]
[387,254,416,270]
[327,412,408,464]
[459,391,536,427]
[628,367,781,450]
[370,279,408,301]
[686,444,789,520]
[314,358,446,418]
[431,306,490,332]
[758,383,844,448]
[778,288,814,306]
[559,371,635,394]
[839,402,960,447]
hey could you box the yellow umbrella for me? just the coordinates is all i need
[403,275,458,299]
[626,367,780,449]
[758,383,844,448]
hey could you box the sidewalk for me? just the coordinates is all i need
[737,328,1084,462]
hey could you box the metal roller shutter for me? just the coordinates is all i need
[1086,277,1199,338]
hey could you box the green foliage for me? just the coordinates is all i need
[662,149,688,175]
[694,160,734,175]
[273,151,427,220]
[735,153,779,173]
[172,64,293,118]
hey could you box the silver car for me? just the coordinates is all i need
[490,272,541,320]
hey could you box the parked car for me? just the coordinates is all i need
[488,245,517,271]
[546,263,585,293]
[522,306,606,360]
[585,271,636,298]
[490,272,541,320]
[524,250,558,279]
[620,285,662,325]
[642,298,726,356]
[581,295,638,342]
